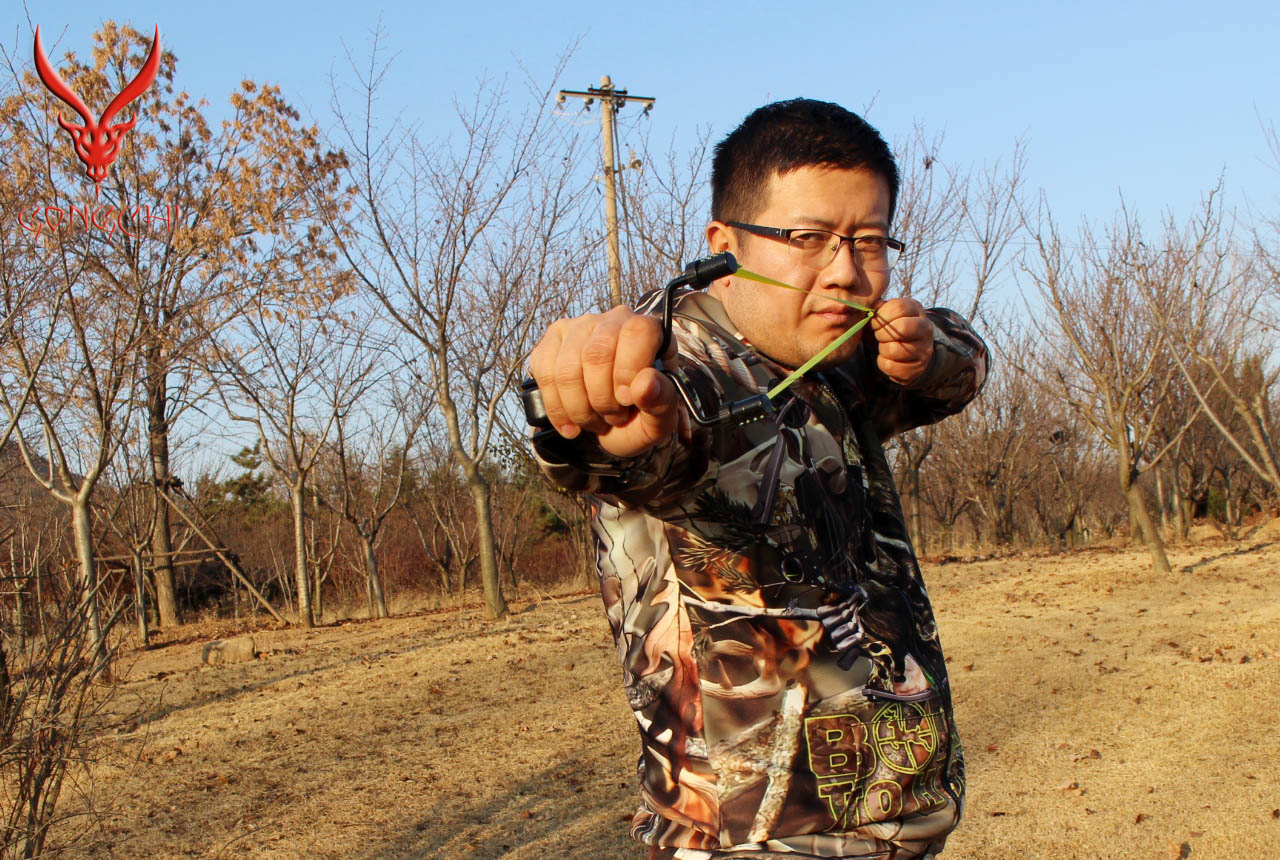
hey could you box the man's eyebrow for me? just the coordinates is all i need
[793,216,891,232]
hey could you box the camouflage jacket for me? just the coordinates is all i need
[532,289,988,859]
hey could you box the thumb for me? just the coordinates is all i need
[629,366,682,442]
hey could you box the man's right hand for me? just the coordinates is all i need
[527,306,683,458]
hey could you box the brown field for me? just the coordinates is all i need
[82,528,1280,860]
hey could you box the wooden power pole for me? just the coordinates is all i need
[558,76,654,308]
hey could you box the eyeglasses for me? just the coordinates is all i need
[727,221,905,272]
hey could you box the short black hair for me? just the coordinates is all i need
[711,98,899,224]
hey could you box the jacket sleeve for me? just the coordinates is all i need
[870,307,990,439]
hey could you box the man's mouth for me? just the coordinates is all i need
[810,293,872,316]
[812,304,863,321]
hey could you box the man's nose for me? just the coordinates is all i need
[823,238,869,288]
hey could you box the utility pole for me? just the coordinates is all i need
[558,76,654,308]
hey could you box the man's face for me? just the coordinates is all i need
[706,166,893,370]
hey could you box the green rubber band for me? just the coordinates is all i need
[766,313,874,400]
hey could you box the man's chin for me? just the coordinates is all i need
[806,335,863,369]
[755,335,861,372]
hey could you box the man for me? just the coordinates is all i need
[527,99,988,860]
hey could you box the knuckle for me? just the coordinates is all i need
[553,367,582,388]
[588,393,621,416]
[619,312,659,337]
[581,333,618,366]
[553,353,583,385]
[546,318,570,339]
[529,341,552,372]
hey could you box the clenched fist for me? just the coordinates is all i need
[527,306,683,458]
[868,298,934,385]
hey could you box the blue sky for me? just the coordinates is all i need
[18,0,1280,234]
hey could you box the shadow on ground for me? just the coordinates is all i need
[354,750,644,860]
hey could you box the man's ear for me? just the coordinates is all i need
[705,221,737,256]
[704,222,740,299]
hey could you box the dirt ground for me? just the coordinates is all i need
[80,529,1280,860]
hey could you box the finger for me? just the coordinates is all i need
[552,317,609,438]
[530,322,572,435]
[876,332,933,364]
[871,298,923,330]
[580,315,629,427]
[873,297,926,321]
[877,354,928,384]
[595,366,682,458]
[871,302,924,329]
[612,314,665,406]
[873,315,932,348]
[629,366,681,441]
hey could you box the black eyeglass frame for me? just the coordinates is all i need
[725,221,905,270]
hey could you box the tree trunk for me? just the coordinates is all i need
[437,381,506,618]
[312,564,325,622]
[1155,468,1168,532]
[904,463,924,554]
[291,485,314,627]
[131,548,149,647]
[1170,467,1188,541]
[362,535,388,619]
[1119,463,1171,575]
[146,348,181,627]
[464,469,507,619]
[14,577,25,651]
[578,498,595,589]
[70,501,109,674]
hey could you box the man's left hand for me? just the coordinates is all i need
[869,298,934,385]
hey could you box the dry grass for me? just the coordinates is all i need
[74,534,1280,860]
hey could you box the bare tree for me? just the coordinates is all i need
[1021,200,1196,573]
[3,22,348,629]
[1137,190,1280,500]
[934,337,1042,545]
[888,130,1024,551]
[1025,416,1113,547]
[0,577,126,859]
[402,435,480,598]
[97,418,165,646]
[0,150,141,668]
[313,341,423,618]
[615,126,713,303]
[321,38,592,619]
[212,297,374,627]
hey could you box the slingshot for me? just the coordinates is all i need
[519,251,876,430]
